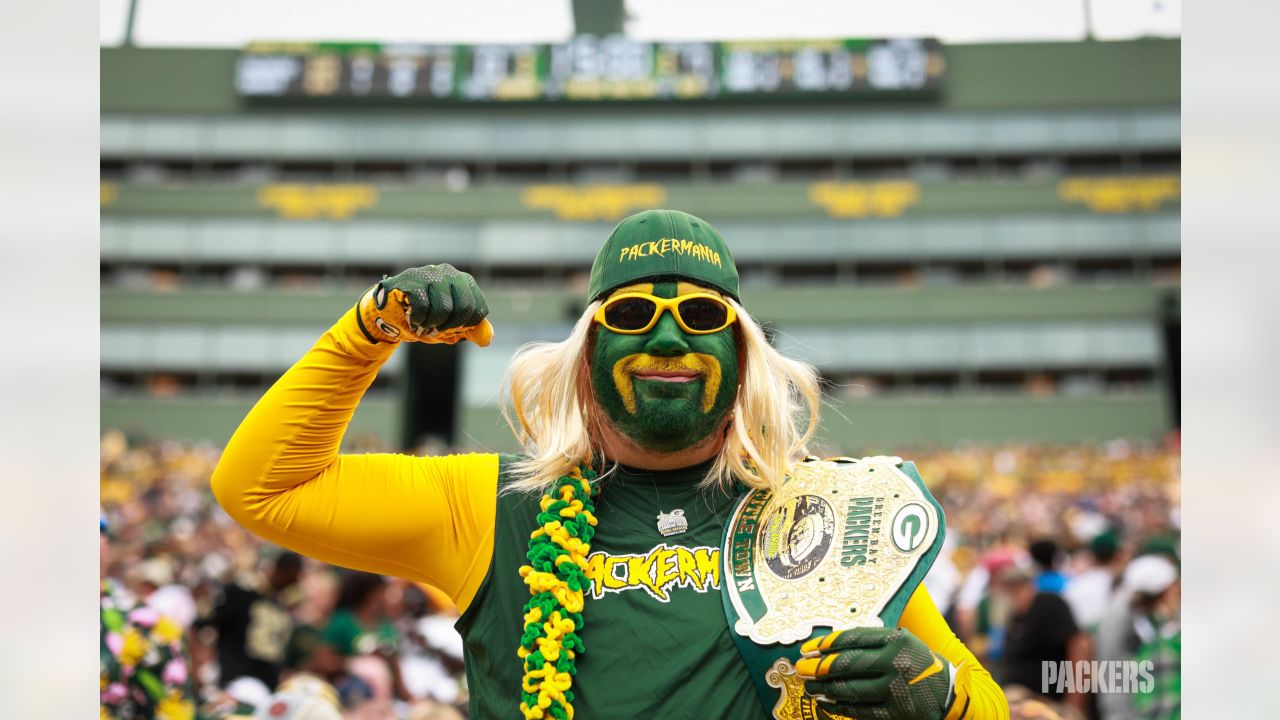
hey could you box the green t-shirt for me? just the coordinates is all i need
[322,608,398,657]
[457,457,767,720]
[285,622,323,669]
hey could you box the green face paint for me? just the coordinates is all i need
[589,281,740,453]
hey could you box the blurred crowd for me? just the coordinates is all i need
[100,430,466,720]
[909,438,1182,720]
[100,431,1179,720]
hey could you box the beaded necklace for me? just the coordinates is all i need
[517,465,599,720]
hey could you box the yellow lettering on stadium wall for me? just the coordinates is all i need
[725,40,842,52]
[808,181,920,218]
[563,78,660,100]
[522,184,667,221]
[245,41,326,53]
[101,182,119,207]
[1058,175,1180,213]
[257,184,378,220]
[584,544,720,602]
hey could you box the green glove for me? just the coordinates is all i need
[795,627,955,720]
[355,264,493,346]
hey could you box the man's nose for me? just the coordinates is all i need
[643,311,691,357]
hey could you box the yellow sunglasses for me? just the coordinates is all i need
[594,291,738,335]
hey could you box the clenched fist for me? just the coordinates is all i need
[356,264,493,346]
[795,627,955,720]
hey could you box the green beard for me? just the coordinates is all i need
[589,282,739,454]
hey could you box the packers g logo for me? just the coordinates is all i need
[891,503,928,552]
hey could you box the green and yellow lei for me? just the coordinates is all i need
[518,465,599,720]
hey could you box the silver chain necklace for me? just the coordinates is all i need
[597,469,726,539]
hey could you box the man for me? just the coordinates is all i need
[197,551,302,690]
[214,210,1008,719]
[1131,573,1179,720]
[993,566,1088,716]
[1064,530,1122,635]
[1028,539,1068,595]
[1096,552,1180,720]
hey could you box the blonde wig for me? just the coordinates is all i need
[500,297,822,494]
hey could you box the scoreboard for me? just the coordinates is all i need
[235,37,944,102]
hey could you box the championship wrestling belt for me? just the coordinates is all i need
[720,456,946,720]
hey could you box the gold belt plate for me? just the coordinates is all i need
[724,456,942,646]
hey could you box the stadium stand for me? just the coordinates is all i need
[100,38,1179,452]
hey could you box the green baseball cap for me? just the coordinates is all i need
[588,209,740,302]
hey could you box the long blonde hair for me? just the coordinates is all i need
[499,297,822,494]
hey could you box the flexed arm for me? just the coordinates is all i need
[211,265,500,610]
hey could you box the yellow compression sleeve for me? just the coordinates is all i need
[899,585,1009,720]
[211,307,499,611]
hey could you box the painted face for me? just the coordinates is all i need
[589,280,740,453]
